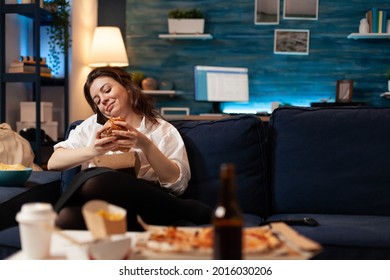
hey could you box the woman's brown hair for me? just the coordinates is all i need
[84,66,160,124]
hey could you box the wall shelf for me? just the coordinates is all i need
[4,4,53,25]
[347,33,390,39]
[158,34,213,40]
[142,90,176,96]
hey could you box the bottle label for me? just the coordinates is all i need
[213,226,242,260]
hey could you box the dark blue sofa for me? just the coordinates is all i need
[266,107,390,259]
[0,171,61,259]
[1,107,390,259]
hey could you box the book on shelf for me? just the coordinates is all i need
[372,7,378,33]
[366,7,388,34]
[8,60,52,77]
[382,10,388,33]
[366,10,373,33]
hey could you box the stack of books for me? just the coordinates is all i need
[8,56,52,78]
[366,7,388,33]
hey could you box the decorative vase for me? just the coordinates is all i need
[141,77,158,90]
[359,18,369,34]
[159,81,174,90]
[387,20,390,34]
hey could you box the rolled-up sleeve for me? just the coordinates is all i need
[136,120,191,196]
[54,115,101,150]
[157,128,191,195]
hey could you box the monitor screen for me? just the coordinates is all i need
[194,66,249,102]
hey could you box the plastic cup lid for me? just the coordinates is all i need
[16,203,56,223]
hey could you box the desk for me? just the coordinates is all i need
[310,102,366,107]
[164,114,270,123]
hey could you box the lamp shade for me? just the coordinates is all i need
[89,26,129,67]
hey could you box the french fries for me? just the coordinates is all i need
[96,209,125,221]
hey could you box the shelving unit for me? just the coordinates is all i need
[347,33,390,39]
[0,2,69,165]
[142,90,176,97]
[158,34,213,40]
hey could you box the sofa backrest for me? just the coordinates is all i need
[268,107,390,216]
[62,115,269,217]
[171,115,268,216]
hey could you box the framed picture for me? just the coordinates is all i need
[274,29,310,55]
[254,0,279,25]
[283,0,319,20]
[336,80,354,103]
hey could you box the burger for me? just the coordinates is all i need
[100,117,129,152]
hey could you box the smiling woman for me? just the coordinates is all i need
[47,66,212,231]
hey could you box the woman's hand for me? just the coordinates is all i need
[94,124,126,154]
[108,120,150,151]
[110,120,180,184]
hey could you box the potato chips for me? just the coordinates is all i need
[0,163,26,170]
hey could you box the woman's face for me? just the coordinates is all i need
[89,76,131,118]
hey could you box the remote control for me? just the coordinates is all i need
[261,217,319,227]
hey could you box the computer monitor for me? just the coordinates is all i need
[194,66,249,113]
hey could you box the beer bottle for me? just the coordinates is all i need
[212,163,244,260]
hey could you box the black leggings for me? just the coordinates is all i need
[54,168,212,231]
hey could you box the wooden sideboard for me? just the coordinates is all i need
[163,114,270,122]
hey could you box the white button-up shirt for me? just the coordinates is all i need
[54,114,191,195]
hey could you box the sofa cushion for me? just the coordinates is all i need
[269,213,390,259]
[268,107,390,216]
[0,171,61,230]
[269,213,390,247]
[0,226,20,260]
[171,115,268,216]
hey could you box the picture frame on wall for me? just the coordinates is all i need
[274,29,310,55]
[336,80,354,103]
[283,0,319,20]
[254,0,280,25]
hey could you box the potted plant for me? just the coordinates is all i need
[167,8,205,34]
[131,71,145,87]
[385,69,390,92]
[44,0,71,77]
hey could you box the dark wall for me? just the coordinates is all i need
[102,0,390,114]
[98,0,126,41]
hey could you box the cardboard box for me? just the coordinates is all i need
[20,102,53,122]
[17,121,58,141]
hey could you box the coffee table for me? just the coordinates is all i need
[8,230,143,260]
[8,224,322,260]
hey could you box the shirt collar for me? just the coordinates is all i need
[138,116,146,132]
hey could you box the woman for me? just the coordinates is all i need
[48,66,211,230]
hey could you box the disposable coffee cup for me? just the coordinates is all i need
[16,203,56,259]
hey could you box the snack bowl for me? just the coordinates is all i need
[66,236,132,260]
[0,168,32,186]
